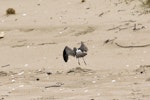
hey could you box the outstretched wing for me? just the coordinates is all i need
[63,46,75,62]
[79,41,88,52]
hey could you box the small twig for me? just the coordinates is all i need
[45,85,61,88]
[99,12,104,17]
[122,20,136,23]
[37,42,56,46]
[103,37,117,45]
[133,24,145,31]
[11,44,26,48]
[115,42,150,48]
[118,27,128,31]
[45,82,64,88]
[107,25,122,31]
[11,42,56,48]
[108,23,145,32]
[1,64,10,68]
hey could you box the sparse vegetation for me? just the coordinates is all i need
[81,0,85,3]
[145,0,150,6]
[124,0,134,4]
[6,8,16,15]
[140,0,150,7]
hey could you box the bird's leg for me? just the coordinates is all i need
[82,57,87,65]
[78,58,80,65]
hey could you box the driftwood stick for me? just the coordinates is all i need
[115,42,150,48]
[107,25,122,31]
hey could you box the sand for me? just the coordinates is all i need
[0,0,150,100]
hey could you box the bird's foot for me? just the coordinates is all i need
[78,62,80,65]
[84,61,87,65]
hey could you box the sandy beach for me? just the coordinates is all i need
[0,0,150,100]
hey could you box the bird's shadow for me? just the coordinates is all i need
[66,67,95,75]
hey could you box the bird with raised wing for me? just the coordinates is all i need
[63,41,88,65]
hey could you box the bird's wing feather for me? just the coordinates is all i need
[79,41,88,52]
[65,46,75,56]
[63,46,75,62]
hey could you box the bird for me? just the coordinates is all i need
[63,41,88,65]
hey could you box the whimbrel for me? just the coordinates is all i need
[63,41,88,65]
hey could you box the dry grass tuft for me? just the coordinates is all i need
[146,0,150,4]
[6,8,16,15]
[140,0,150,7]
[81,0,85,3]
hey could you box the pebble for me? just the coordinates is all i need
[59,31,62,34]
[12,88,15,91]
[18,71,24,75]
[112,80,116,83]
[84,90,88,93]
[27,46,30,48]
[19,85,24,88]
[36,78,40,81]
[11,79,15,82]
[92,81,96,83]
[97,93,100,96]
[126,64,129,67]
[24,64,28,67]
[22,13,27,16]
